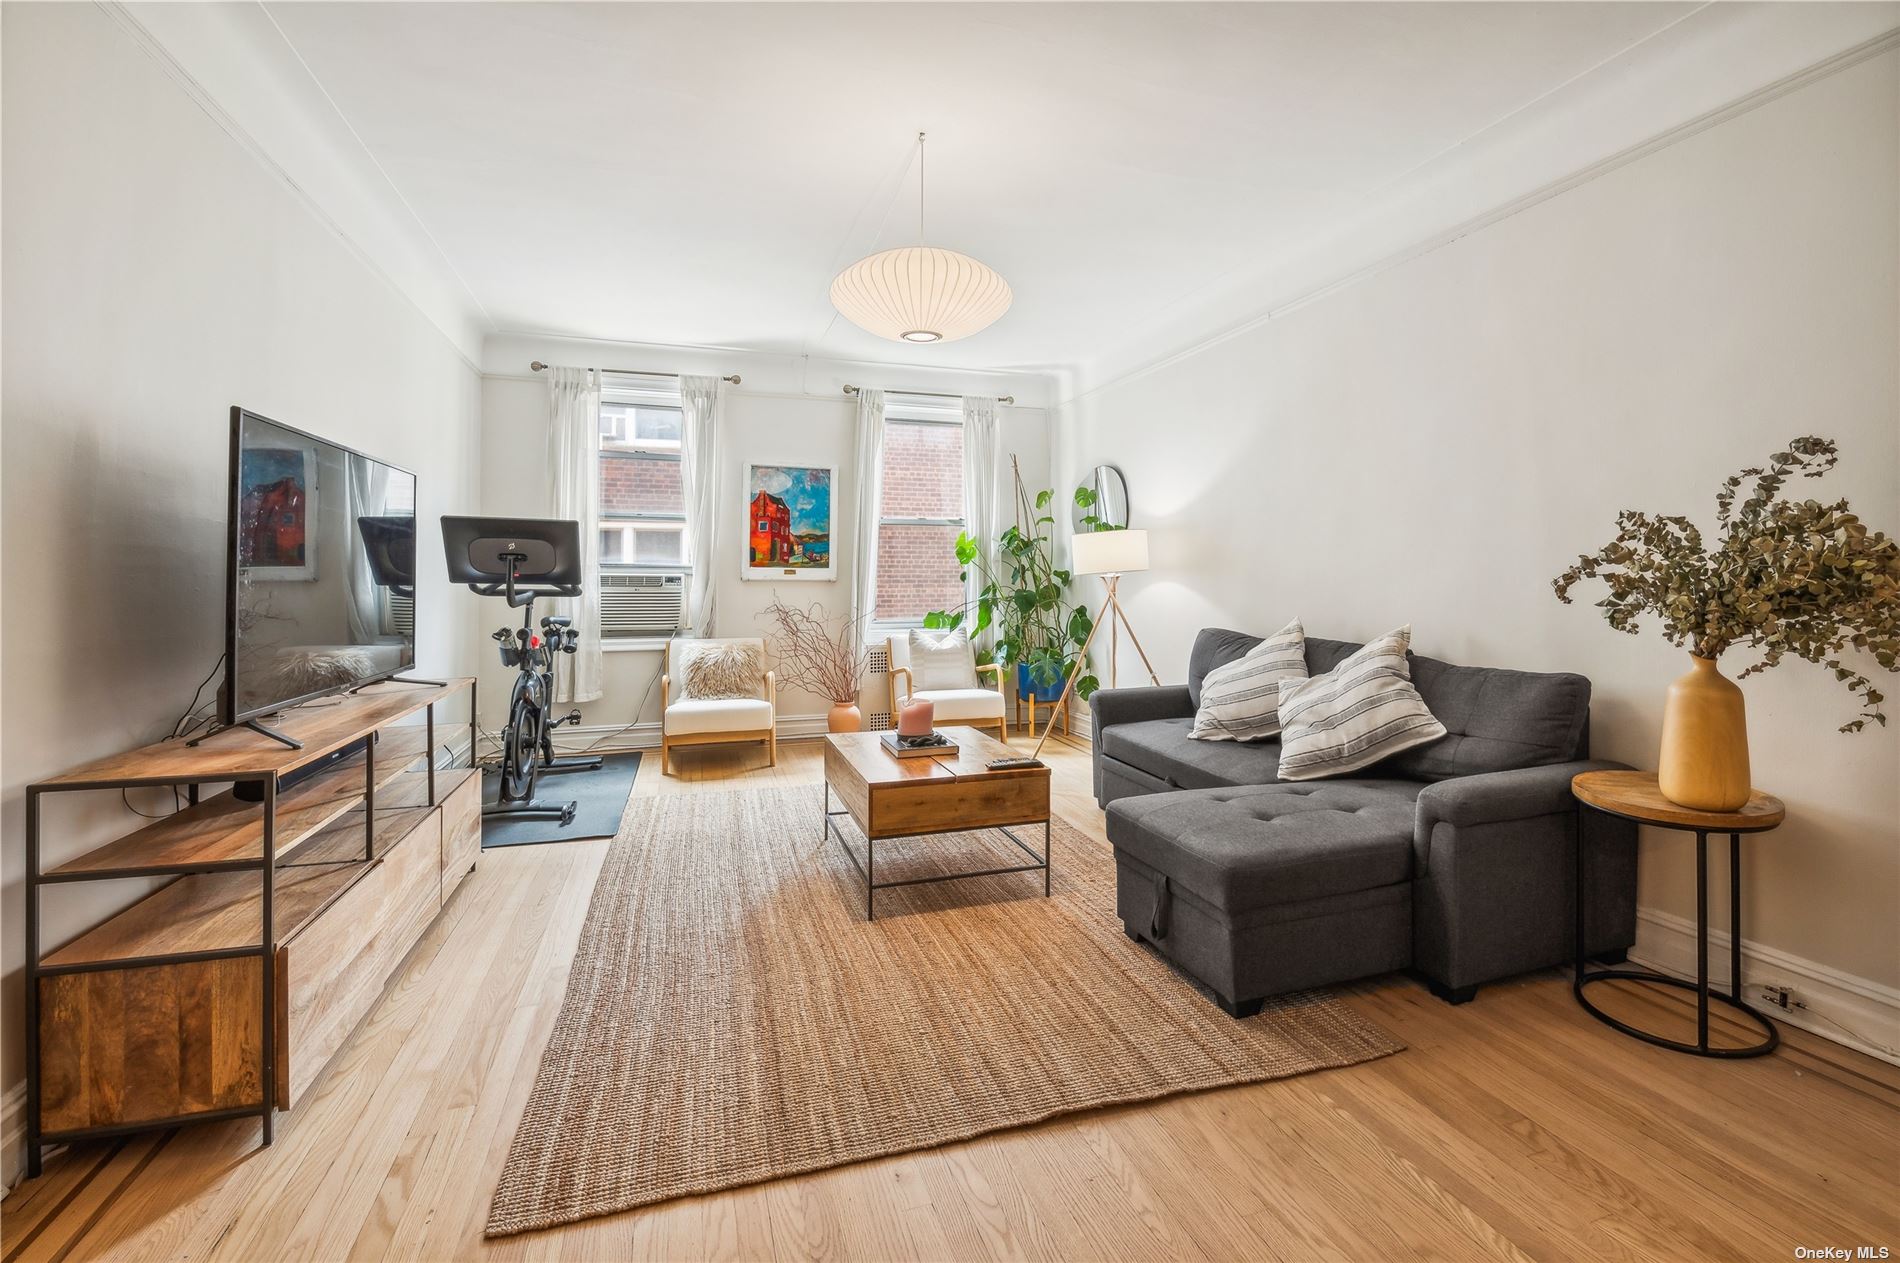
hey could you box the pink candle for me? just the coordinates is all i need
[898,697,934,737]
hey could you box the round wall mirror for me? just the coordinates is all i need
[1073,464,1130,531]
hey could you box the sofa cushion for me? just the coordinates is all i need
[1385,655,1592,779]
[1278,627,1447,781]
[1187,627,1359,709]
[1107,781,1422,912]
[1100,718,1284,790]
[1190,618,1307,743]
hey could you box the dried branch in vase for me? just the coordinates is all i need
[764,598,868,705]
[1554,436,1900,732]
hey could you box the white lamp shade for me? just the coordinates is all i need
[830,246,1013,344]
[1072,529,1149,576]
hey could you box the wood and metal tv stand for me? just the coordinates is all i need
[22,678,479,1178]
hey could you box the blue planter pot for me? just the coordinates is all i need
[1016,663,1064,703]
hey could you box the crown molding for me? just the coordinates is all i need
[102,1,492,371]
[481,331,1059,408]
[1056,9,1900,407]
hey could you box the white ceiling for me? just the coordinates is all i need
[251,2,1833,376]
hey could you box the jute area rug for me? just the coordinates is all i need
[486,785,1402,1237]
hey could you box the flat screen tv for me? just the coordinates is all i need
[223,407,418,726]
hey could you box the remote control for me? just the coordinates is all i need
[987,756,1044,770]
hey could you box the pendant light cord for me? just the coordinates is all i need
[917,131,926,244]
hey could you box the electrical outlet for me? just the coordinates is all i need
[1755,983,1795,1010]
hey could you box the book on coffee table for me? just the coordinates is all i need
[880,732,957,760]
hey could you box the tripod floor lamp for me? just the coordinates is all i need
[1033,529,1159,757]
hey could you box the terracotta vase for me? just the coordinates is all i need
[827,703,862,734]
[1658,654,1751,811]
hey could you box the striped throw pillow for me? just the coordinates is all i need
[1276,626,1447,780]
[1189,619,1307,743]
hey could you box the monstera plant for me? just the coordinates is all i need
[1553,436,1898,808]
[926,459,1098,701]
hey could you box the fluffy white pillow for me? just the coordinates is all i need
[907,627,979,692]
[1190,619,1307,742]
[679,641,764,701]
[1277,626,1446,780]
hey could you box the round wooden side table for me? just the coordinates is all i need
[1571,770,1786,1058]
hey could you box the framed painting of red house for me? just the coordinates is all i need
[742,463,836,581]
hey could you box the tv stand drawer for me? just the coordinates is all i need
[275,811,442,1106]
[440,772,480,904]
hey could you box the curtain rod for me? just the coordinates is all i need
[844,384,1015,406]
[530,361,740,385]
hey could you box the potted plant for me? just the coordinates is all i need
[1554,436,1898,810]
[926,458,1098,703]
[763,598,869,732]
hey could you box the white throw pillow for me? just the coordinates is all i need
[907,627,979,692]
[1276,626,1447,781]
[1190,619,1307,742]
[678,641,764,701]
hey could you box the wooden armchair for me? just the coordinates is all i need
[885,634,1008,742]
[660,638,777,776]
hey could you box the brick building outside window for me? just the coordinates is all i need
[597,377,690,636]
[874,399,966,625]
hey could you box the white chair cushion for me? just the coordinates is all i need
[912,687,1005,723]
[907,627,979,691]
[664,697,774,736]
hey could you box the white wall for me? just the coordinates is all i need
[1055,52,1900,1025]
[0,4,485,1181]
[476,336,1054,745]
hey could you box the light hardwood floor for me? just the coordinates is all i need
[6,738,1897,1262]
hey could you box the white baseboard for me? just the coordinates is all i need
[553,711,1086,757]
[543,714,837,756]
[438,727,474,766]
[1066,708,1093,743]
[1629,907,1900,1065]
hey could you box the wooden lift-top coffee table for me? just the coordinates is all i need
[822,727,1052,920]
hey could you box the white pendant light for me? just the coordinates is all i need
[830,133,1012,345]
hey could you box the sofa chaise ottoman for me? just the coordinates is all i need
[1095,628,1638,1014]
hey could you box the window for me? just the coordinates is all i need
[380,477,416,637]
[597,377,689,637]
[873,397,966,625]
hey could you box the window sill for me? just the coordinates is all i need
[603,637,671,653]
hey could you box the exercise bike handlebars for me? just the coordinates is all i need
[471,552,582,608]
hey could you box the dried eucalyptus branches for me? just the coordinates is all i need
[1554,437,1899,732]
[763,598,866,704]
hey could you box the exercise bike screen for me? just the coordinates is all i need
[228,410,418,722]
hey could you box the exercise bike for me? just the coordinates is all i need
[442,516,604,824]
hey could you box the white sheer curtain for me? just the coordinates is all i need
[678,375,722,636]
[849,387,886,629]
[960,395,1001,639]
[547,366,604,703]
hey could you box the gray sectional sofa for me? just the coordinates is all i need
[1094,628,1638,1015]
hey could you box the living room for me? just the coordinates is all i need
[2,3,1896,1260]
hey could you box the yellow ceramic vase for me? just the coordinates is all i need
[1658,655,1752,811]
